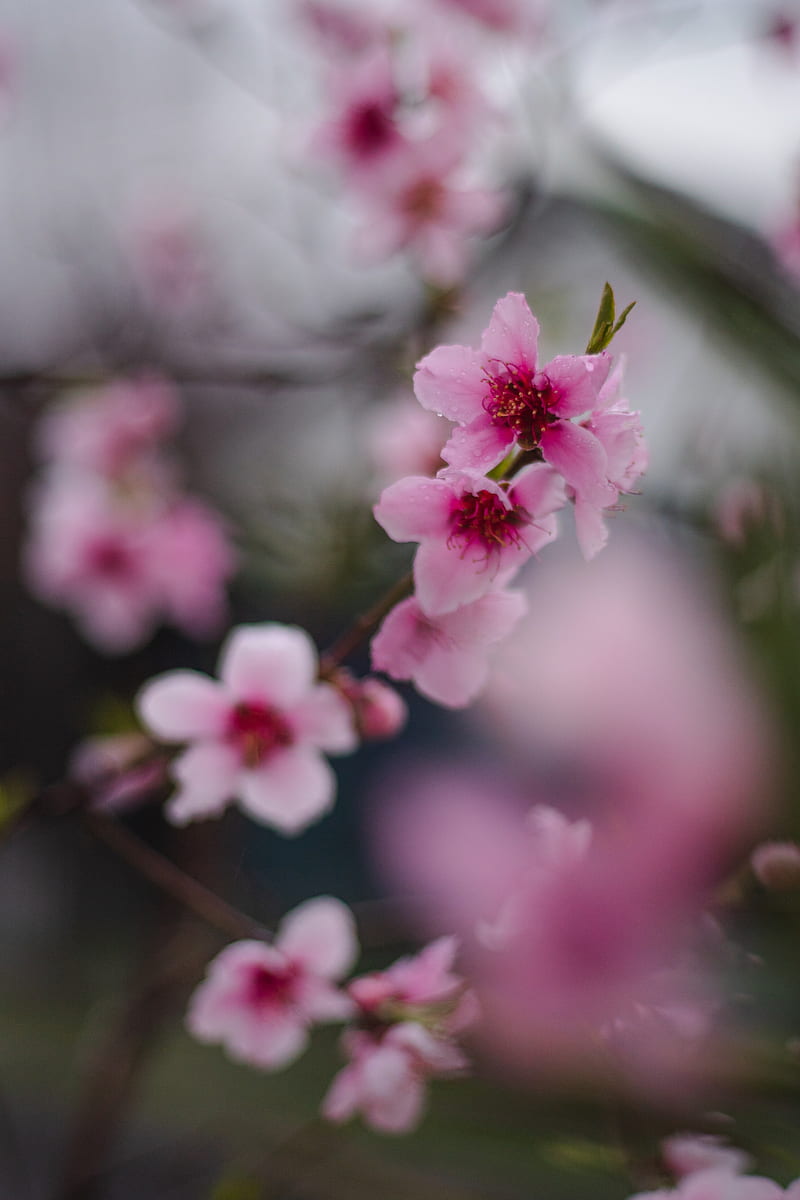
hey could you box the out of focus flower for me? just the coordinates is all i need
[314,46,406,178]
[370,588,526,708]
[187,897,357,1069]
[353,139,506,285]
[24,475,167,654]
[35,378,179,478]
[434,0,539,34]
[414,292,614,507]
[713,478,779,546]
[629,1168,798,1200]
[144,498,235,638]
[323,937,474,1133]
[137,623,357,831]
[367,397,448,484]
[751,842,800,891]
[662,1133,752,1179]
[373,464,564,615]
[299,0,382,56]
[69,732,166,814]
[771,214,800,282]
[130,201,212,315]
[329,670,409,739]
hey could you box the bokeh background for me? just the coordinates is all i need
[2,1,800,1197]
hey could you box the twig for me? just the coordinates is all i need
[319,571,413,675]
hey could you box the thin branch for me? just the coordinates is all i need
[320,571,413,675]
[83,812,267,942]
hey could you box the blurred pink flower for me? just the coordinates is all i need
[35,378,179,477]
[370,588,526,708]
[630,1168,795,1200]
[414,292,615,505]
[299,0,382,56]
[323,937,475,1133]
[434,0,538,34]
[772,215,800,282]
[137,623,357,831]
[353,139,506,285]
[314,46,406,177]
[144,498,236,638]
[367,397,448,484]
[751,841,800,891]
[373,464,565,615]
[69,733,166,814]
[662,1133,752,1179]
[24,475,166,654]
[187,897,357,1069]
[130,202,212,315]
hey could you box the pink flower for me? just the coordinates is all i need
[373,464,565,615]
[24,475,166,653]
[370,588,527,708]
[314,46,405,177]
[630,1169,793,1200]
[187,897,358,1069]
[136,623,357,832]
[772,215,800,282]
[69,733,166,815]
[323,937,474,1133]
[144,498,236,637]
[572,358,647,559]
[299,0,382,57]
[354,139,506,286]
[662,1134,752,1179]
[414,292,615,503]
[35,378,179,477]
[434,0,538,34]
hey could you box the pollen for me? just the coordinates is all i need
[483,362,559,450]
[448,488,527,557]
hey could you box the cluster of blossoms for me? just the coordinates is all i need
[186,896,475,1134]
[24,377,236,653]
[304,0,525,283]
[369,290,646,707]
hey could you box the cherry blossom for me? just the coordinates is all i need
[323,937,475,1133]
[373,464,565,615]
[331,673,408,740]
[662,1133,752,1179]
[314,45,406,178]
[414,292,615,502]
[187,897,357,1069]
[136,623,357,832]
[370,588,526,707]
[751,841,800,891]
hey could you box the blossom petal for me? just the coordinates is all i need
[166,742,239,825]
[227,1011,309,1070]
[219,624,317,706]
[546,352,612,417]
[479,292,539,368]
[414,537,501,616]
[441,412,513,472]
[290,685,357,754]
[573,494,609,561]
[277,896,359,979]
[541,422,616,508]
[373,476,453,543]
[509,463,567,520]
[416,642,489,708]
[238,749,335,835]
[136,671,229,742]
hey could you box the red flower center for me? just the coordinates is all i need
[246,961,299,1010]
[448,488,527,557]
[347,101,397,159]
[227,702,294,769]
[86,537,134,578]
[483,363,559,450]
[402,176,445,222]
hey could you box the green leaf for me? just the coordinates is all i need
[585,284,635,354]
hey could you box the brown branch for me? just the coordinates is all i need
[320,571,413,676]
[82,812,267,942]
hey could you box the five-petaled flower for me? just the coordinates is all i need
[136,623,357,832]
[413,291,615,508]
[373,464,565,615]
[187,897,358,1069]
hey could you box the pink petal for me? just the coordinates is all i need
[136,670,229,741]
[238,748,335,834]
[545,353,612,417]
[479,292,539,368]
[373,476,453,543]
[370,597,429,680]
[414,537,502,616]
[413,345,485,423]
[361,1041,425,1132]
[508,463,567,520]
[322,1063,361,1123]
[290,685,357,754]
[440,412,513,472]
[301,978,355,1022]
[541,421,616,508]
[277,896,358,979]
[219,624,317,706]
[440,588,527,646]
[166,742,239,825]
[228,1011,309,1070]
[573,494,609,561]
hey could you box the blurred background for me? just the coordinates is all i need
[2,0,800,1197]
